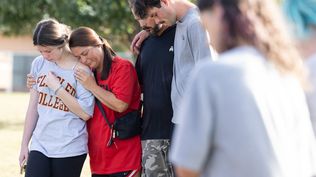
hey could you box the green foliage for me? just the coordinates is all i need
[0,0,139,50]
[0,0,281,50]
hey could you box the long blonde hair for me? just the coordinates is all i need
[249,0,306,84]
[198,0,307,87]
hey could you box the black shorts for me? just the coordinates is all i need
[25,151,86,177]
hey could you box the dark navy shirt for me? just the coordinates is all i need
[136,25,176,140]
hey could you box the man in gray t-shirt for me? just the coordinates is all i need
[171,6,214,124]
[131,0,215,124]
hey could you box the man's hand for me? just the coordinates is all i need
[130,30,150,56]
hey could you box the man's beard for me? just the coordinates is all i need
[151,24,162,36]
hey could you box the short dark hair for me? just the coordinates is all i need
[128,0,161,19]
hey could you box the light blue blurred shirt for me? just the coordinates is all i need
[171,46,316,177]
[306,53,316,137]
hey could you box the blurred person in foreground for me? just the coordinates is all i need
[283,0,316,137]
[170,0,316,177]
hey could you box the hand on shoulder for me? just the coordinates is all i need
[75,62,92,74]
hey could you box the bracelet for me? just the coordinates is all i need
[54,85,63,95]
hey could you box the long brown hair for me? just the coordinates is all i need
[198,0,307,86]
[69,27,116,80]
[33,18,70,47]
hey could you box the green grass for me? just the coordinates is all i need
[0,93,91,177]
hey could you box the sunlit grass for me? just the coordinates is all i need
[0,93,91,177]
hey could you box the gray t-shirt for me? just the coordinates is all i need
[172,7,214,124]
[29,56,95,158]
[170,46,316,177]
[306,53,316,137]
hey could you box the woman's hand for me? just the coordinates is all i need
[46,71,61,92]
[19,145,28,169]
[26,74,36,89]
[74,69,97,91]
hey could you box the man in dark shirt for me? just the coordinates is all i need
[129,0,176,176]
